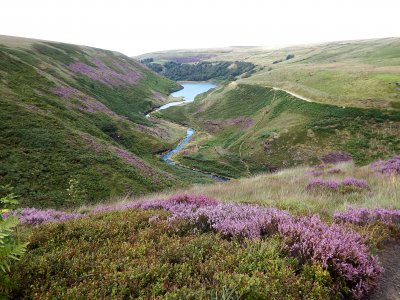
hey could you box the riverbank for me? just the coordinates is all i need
[147,82,228,181]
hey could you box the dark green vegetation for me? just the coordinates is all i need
[160,84,400,178]
[0,36,214,208]
[0,187,26,297]
[142,38,400,108]
[142,60,255,81]
[11,209,335,299]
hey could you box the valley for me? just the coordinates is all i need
[1,35,400,300]
[147,82,228,181]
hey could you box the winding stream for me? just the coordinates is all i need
[149,82,228,181]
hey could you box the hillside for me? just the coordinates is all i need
[8,159,400,299]
[140,38,400,109]
[159,83,400,178]
[2,35,400,299]
[0,35,215,208]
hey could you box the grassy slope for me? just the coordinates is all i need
[0,35,213,208]
[144,38,400,109]
[10,162,400,299]
[132,162,400,218]
[12,210,333,299]
[159,84,400,178]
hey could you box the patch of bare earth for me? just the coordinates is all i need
[369,241,400,300]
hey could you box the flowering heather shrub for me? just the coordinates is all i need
[341,177,370,189]
[109,146,157,178]
[132,199,382,298]
[334,208,400,226]
[11,209,334,299]
[306,178,340,190]
[167,193,218,206]
[69,58,140,87]
[321,152,353,164]
[90,194,218,214]
[328,168,342,174]
[12,208,81,226]
[12,195,382,298]
[371,155,400,175]
[305,169,324,177]
[306,177,369,193]
[50,86,118,116]
[279,215,382,299]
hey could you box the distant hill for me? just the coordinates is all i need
[0,35,212,208]
[159,83,400,178]
[139,38,400,109]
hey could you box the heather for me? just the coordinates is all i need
[50,86,119,116]
[131,199,382,298]
[371,155,400,175]
[69,58,141,87]
[306,177,370,193]
[321,152,353,164]
[10,193,385,299]
[10,209,337,299]
[334,208,400,226]
[1,37,214,208]
[159,83,400,179]
[9,208,81,226]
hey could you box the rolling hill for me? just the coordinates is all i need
[2,36,400,299]
[0,35,214,208]
[139,38,400,109]
[139,38,400,178]
[159,83,400,178]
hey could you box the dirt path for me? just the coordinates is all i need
[369,241,400,300]
[270,86,313,102]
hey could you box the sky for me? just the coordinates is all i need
[2,0,400,56]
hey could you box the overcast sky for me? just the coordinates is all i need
[2,0,400,56]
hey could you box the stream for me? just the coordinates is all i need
[149,82,228,182]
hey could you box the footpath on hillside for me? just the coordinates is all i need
[369,241,400,300]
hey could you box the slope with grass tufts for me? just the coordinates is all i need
[0,35,216,208]
[142,38,400,109]
[159,83,400,178]
[7,157,400,299]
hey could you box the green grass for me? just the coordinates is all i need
[160,84,400,178]
[0,36,215,208]
[11,209,335,299]
[109,161,400,219]
[9,161,400,299]
[145,38,400,108]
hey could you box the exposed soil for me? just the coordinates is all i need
[369,241,400,300]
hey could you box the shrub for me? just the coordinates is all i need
[321,152,353,164]
[92,194,218,214]
[306,177,369,193]
[0,188,27,297]
[132,200,382,299]
[305,169,324,177]
[328,168,342,174]
[334,207,400,226]
[371,155,400,175]
[11,195,383,299]
[11,208,81,226]
[279,215,382,299]
[11,210,334,299]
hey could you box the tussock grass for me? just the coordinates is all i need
[101,162,399,218]
[145,37,400,108]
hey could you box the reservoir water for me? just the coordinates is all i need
[153,82,216,112]
[152,82,227,181]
